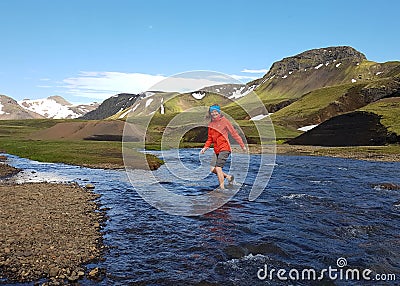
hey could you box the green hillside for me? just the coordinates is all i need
[360,97,400,135]
[270,83,366,128]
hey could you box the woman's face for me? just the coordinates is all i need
[210,110,220,119]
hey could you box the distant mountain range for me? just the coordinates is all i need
[0,95,99,119]
[2,46,399,146]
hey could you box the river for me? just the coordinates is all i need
[3,149,400,285]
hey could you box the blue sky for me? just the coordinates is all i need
[0,0,399,104]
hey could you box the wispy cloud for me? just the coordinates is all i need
[61,72,166,100]
[241,68,269,74]
[59,71,249,101]
[229,74,259,82]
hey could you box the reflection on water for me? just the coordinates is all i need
[2,150,400,285]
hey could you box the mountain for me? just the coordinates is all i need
[0,95,44,120]
[113,46,400,146]
[25,46,400,146]
[80,93,140,120]
[18,96,99,119]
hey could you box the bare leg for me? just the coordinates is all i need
[210,167,231,179]
[214,166,225,189]
[210,167,233,189]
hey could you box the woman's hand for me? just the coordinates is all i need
[200,147,208,154]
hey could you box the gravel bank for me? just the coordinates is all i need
[0,163,104,284]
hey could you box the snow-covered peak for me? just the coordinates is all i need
[18,96,97,119]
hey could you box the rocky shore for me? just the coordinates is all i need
[0,162,105,285]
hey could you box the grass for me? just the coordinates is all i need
[1,139,123,166]
[270,83,365,125]
[0,119,163,169]
[360,97,400,135]
[312,145,400,160]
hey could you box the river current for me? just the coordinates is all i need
[2,149,400,285]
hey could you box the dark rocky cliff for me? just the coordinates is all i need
[267,46,366,77]
[288,111,399,146]
[80,93,139,120]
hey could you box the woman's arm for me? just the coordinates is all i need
[225,119,246,150]
[200,127,213,154]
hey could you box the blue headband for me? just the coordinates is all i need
[209,105,221,113]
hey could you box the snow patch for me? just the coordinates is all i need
[250,114,270,121]
[145,98,154,107]
[229,85,257,100]
[376,72,383,75]
[282,75,288,79]
[314,64,323,69]
[297,124,318,132]
[192,92,206,100]
[160,98,165,114]
[119,103,141,119]
[335,63,342,68]
[0,103,5,115]
[351,79,357,83]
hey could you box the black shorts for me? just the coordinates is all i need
[211,151,231,168]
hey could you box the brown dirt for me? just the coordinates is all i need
[0,163,20,178]
[0,168,104,283]
[30,120,143,141]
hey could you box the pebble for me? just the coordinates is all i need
[88,267,99,278]
[85,183,95,190]
[0,182,104,283]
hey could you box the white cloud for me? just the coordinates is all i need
[241,68,269,74]
[61,72,166,100]
[229,74,259,82]
[59,71,261,101]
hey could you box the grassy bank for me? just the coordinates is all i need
[1,119,399,167]
[275,144,400,162]
[0,119,163,170]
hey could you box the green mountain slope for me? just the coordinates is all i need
[360,97,400,135]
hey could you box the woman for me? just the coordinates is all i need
[200,104,246,190]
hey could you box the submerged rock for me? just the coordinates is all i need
[372,182,400,190]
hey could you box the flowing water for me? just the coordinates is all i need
[2,149,400,285]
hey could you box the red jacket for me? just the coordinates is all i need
[204,115,245,154]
